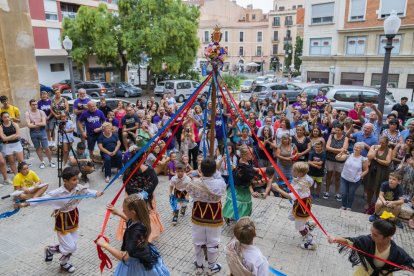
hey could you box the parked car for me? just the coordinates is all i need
[111,82,142,98]
[292,76,303,83]
[255,76,272,85]
[164,80,201,103]
[154,81,166,97]
[65,81,116,99]
[240,79,256,93]
[248,82,302,102]
[301,84,334,98]
[52,79,83,92]
[325,85,414,119]
[40,84,53,95]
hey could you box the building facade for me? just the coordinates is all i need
[28,0,118,86]
[301,0,414,89]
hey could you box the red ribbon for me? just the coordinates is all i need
[218,76,414,273]
[94,235,112,273]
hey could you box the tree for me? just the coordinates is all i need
[283,43,293,71]
[294,36,303,71]
[62,4,128,81]
[119,0,200,89]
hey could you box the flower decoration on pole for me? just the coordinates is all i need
[204,25,227,70]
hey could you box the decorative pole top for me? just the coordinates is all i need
[204,25,227,70]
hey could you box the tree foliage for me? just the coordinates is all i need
[294,36,303,71]
[62,0,200,83]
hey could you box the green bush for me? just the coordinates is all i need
[221,74,241,91]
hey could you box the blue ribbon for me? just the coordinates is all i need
[202,82,213,158]
[215,73,239,221]
[102,73,212,192]
[20,193,97,203]
[0,208,20,219]
[269,266,287,276]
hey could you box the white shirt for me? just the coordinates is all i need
[170,174,191,191]
[240,244,269,276]
[187,172,226,203]
[341,153,367,183]
[289,175,314,200]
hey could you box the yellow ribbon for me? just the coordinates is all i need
[380,210,395,220]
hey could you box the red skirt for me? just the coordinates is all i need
[54,208,79,234]
[192,201,223,227]
[174,189,188,202]
[293,197,312,219]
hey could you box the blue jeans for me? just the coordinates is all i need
[102,150,122,178]
[340,177,361,209]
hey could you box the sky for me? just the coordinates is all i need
[236,0,274,12]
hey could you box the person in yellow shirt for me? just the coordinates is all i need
[0,95,21,123]
[13,162,48,200]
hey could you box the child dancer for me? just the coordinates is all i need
[96,194,170,276]
[167,152,177,180]
[169,163,191,225]
[181,154,193,175]
[187,158,226,275]
[273,161,317,250]
[225,217,269,276]
[15,167,103,273]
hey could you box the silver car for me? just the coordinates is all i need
[154,81,166,97]
[325,85,413,119]
[240,79,256,93]
[245,82,302,102]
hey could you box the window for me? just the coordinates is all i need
[279,6,285,11]
[340,73,364,85]
[349,0,366,21]
[50,63,64,72]
[298,5,303,8]
[371,73,399,88]
[203,31,209,43]
[361,91,379,103]
[334,90,360,102]
[47,28,62,49]
[346,36,366,55]
[311,2,334,24]
[256,46,262,56]
[407,74,414,89]
[285,16,293,26]
[286,30,291,39]
[379,35,401,55]
[272,44,278,54]
[239,32,244,42]
[293,5,297,10]
[380,0,406,18]
[252,14,256,20]
[257,31,263,42]
[225,46,229,56]
[309,38,332,55]
[60,3,79,19]
[273,17,280,26]
[224,31,228,42]
[307,71,329,83]
[273,31,279,41]
[44,0,58,21]
[239,46,244,56]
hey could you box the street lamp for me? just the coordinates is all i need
[378,10,401,114]
[329,65,336,84]
[63,36,76,99]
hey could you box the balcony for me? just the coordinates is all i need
[272,37,279,42]
[61,11,77,19]
[272,22,280,27]
[285,21,293,26]
[284,37,292,42]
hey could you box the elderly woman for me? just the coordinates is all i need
[0,112,24,174]
[336,142,369,210]
[98,122,122,183]
[365,136,393,209]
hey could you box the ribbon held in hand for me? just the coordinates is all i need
[94,235,112,273]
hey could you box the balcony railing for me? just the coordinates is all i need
[284,37,292,41]
[61,11,77,19]
[272,37,279,42]
[272,22,280,27]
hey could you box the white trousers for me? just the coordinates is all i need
[191,224,222,266]
[57,230,79,256]
[288,210,306,232]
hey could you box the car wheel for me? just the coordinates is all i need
[177,95,185,103]
[124,92,130,98]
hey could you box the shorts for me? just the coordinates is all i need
[311,176,323,184]
[46,117,55,130]
[30,129,48,149]
[86,133,100,151]
[325,160,344,173]
[2,141,23,156]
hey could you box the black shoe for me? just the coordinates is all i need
[172,214,178,225]
[180,206,187,216]
[44,247,54,262]
[396,221,404,229]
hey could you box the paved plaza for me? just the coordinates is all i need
[0,154,413,276]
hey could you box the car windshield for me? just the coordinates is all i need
[157,82,165,87]
[253,86,267,92]
[102,83,112,88]
[256,77,265,82]
[242,80,253,85]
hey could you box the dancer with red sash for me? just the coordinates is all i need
[187,158,226,275]
[15,167,103,273]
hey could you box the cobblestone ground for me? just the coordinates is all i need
[0,154,413,276]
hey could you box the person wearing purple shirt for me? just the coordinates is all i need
[73,89,91,142]
[299,102,309,116]
[78,101,106,158]
[314,90,328,112]
[38,91,54,145]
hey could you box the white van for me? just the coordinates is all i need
[164,80,200,102]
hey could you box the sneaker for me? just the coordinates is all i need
[40,162,46,169]
[60,263,75,273]
[172,214,178,225]
[396,221,404,229]
[105,177,110,183]
[340,206,346,210]
[44,247,54,262]
[208,263,222,275]
[6,168,11,174]
[323,192,329,199]
[3,178,12,185]
[49,162,56,168]
[335,194,342,202]
[306,221,316,232]
[369,213,379,222]
[346,208,352,211]
[180,205,187,216]
[194,262,204,275]
[301,241,317,250]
